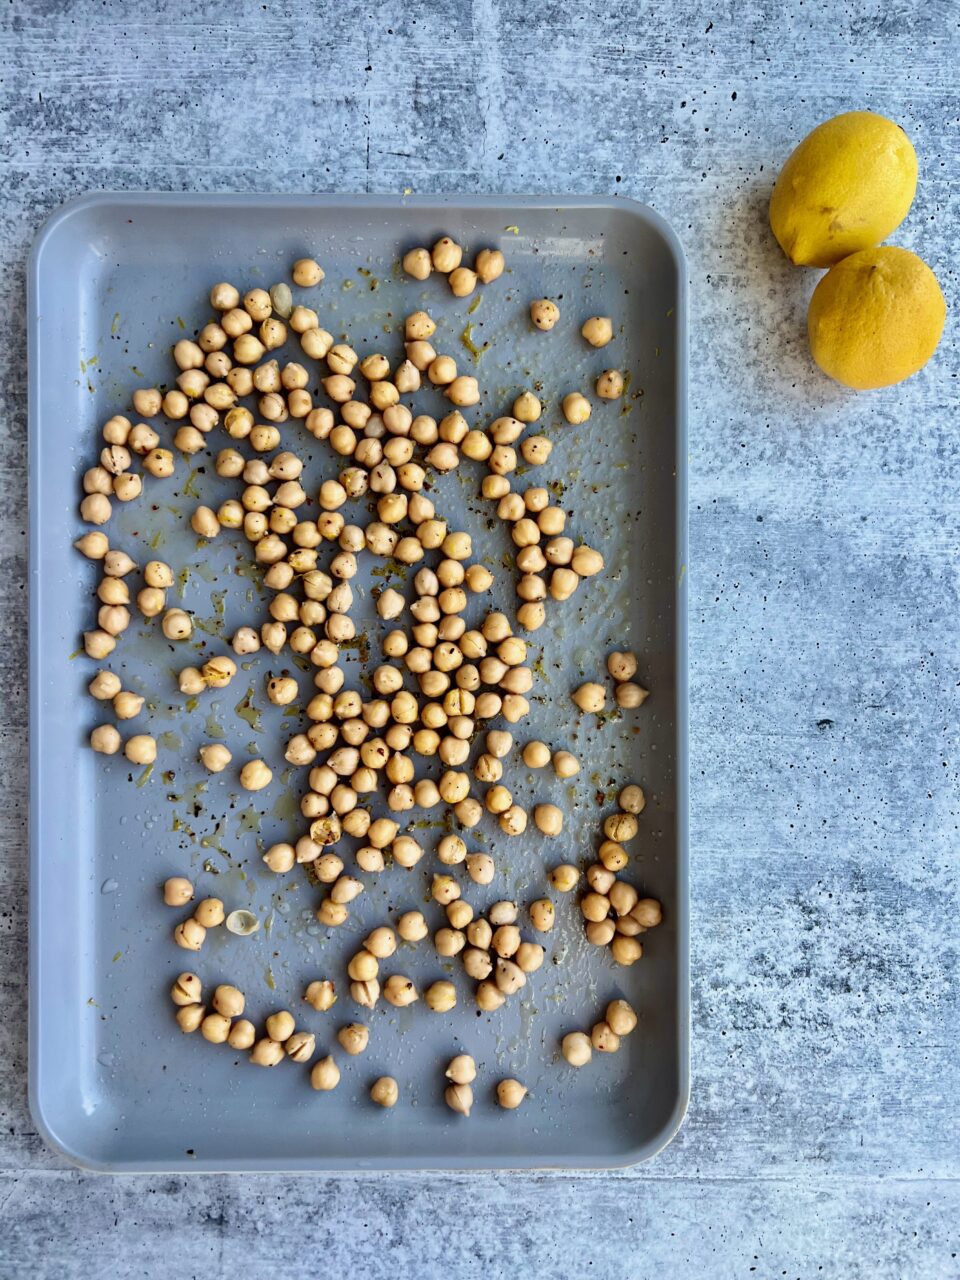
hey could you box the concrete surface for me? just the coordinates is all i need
[1,0,958,1276]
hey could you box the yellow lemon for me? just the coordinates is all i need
[807,246,945,390]
[770,111,917,267]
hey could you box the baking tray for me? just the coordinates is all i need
[28,193,688,1171]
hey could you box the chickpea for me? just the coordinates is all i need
[587,864,616,895]
[571,545,605,577]
[581,892,611,924]
[445,375,479,406]
[170,972,201,1006]
[434,928,465,958]
[547,750,577,781]
[210,984,245,1019]
[428,355,457,386]
[530,299,560,330]
[431,874,461,906]
[445,1054,476,1085]
[545,866,576,896]
[599,841,629,873]
[492,924,521,958]
[80,493,111,525]
[228,1020,256,1050]
[606,999,638,1037]
[90,724,121,755]
[89,670,121,700]
[476,979,505,1011]
[337,1023,369,1055]
[499,805,528,836]
[581,315,614,347]
[124,734,157,765]
[594,369,624,399]
[174,918,206,952]
[83,630,115,660]
[515,941,544,973]
[363,927,396,960]
[522,740,549,769]
[397,910,428,943]
[444,1082,473,1117]
[194,897,225,928]
[250,1038,285,1067]
[199,743,232,774]
[306,1056,341,1094]
[144,445,179,483]
[604,812,639,842]
[449,266,477,297]
[467,919,494,950]
[512,390,541,422]
[292,257,324,286]
[605,652,637,684]
[495,958,526,995]
[161,608,192,642]
[447,900,474,931]
[533,804,563,837]
[367,1076,398,1109]
[240,759,272,791]
[475,247,505,283]
[163,876,194,907]
[304,980,338,1013]
[615,681,649,709]
[589,1021,620,1054]
[561,1031,592,1067]
[132,387,162,417]
[402,246,432,280]
[75,531,109,559]
[631,898,663,929]
[527,898,554,932]
[425,980,457,1012]
[431,237,463,273]
[562,392,591,425]
[572,682,605,714]
[463,948,492,981]
[175,1004,206,1034]
[610,935,643,966]
[496,1079,527,1109]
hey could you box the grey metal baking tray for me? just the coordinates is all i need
[28,192,687,1170]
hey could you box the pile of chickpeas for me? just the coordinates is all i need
[74,238,661,1111]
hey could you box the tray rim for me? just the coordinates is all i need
[28,189,689,1174]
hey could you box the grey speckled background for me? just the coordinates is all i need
[2,1,959,1276]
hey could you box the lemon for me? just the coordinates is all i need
[770,111,918,267]
[807,246,945,390]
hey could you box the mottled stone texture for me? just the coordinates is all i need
[2,0,959,1275]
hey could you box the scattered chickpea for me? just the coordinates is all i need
[610,935,643,966]
[228,1020,256,1051]
[194,897,225,928]
[240,759,273,791]
[596,369,624,399]
[170,972,202,1006]
[591,1021,621,1053]
[496,1079,527,1109]
[619,784,646,814]
[562,392,591,425]
[337,1023,369,1055]
[292,258,324,287]
[90,724,121,755]
[431,237,463,273]
[444,1082,473,1117]
[174,918,206,952]
[250,1038,285,1067]
[606,999,638,1037]
[528,898,555,932]
[533,804,563,837]
[522,740,550,768]
[425,980,457,1012]
[607,651,638,682]
[175,1004,206,1033]
[402,247,432,280]
[310,1055,341,1091]
[199,743,232,773]
[561,1031,592,1068]
[572,682,605,713]
[212,985,245,1018]
[446,1054,476,1084]
[604,812,639,842]
[549,864,579,893]
[383,975,418,1007]
[371,1076,399,1108]
[475,248,505,283]
[581,315,614,347]
[552,749,579,779]
[304,980,338,1012]
[530,299,560,330]
[616,681,649,709]
[124,734,157,765]
[163,876,194,907]
[286,1031,316,1063]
